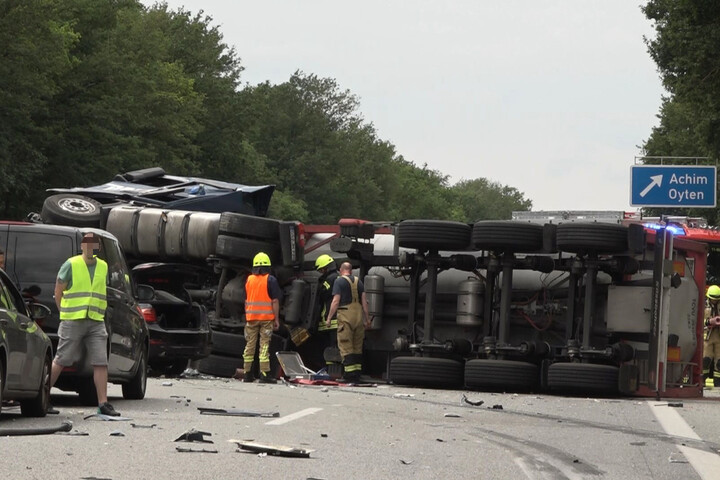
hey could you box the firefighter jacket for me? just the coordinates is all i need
[245,274,274,321]
[59,255,108,322]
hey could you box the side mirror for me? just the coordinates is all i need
[30,303,51,321]
[136,284,155,302]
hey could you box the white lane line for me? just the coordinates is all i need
[265,407,323,426]
[648,401,720,480]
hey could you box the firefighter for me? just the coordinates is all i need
[315,254,341,376]
[325,262,371,382]
[242,252,282,384]
[703,284,720,388]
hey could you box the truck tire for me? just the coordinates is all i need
[556,224,628,254]
[198,353,244,378]
[210,331,246,357]
[546,362,619,395]
[388,356,463,388]
[42,194,102,228]
[471,221,544,252]
[397,220,471,251]
[464,359,538,391]
[215,235,280,262]
[219,212,280,240]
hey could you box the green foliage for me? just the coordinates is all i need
[450,178,533,222]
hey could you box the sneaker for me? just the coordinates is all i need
[242,373,255,383]
[47,403,60,415]
[98,402,121,417]
[258,373,277,384]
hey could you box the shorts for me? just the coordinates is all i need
[54,319,109,367]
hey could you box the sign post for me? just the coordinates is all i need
[630,165,717,208]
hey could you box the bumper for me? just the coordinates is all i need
[148,325,212,365]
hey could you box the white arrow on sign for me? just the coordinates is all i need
[640,174,663,197]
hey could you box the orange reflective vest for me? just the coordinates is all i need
[245,274,274,321]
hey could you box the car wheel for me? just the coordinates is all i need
[397,220,471,251]
[556,224,628,255]
[546,362,619,395]
[0,362,4,415]
[197,353,244,378]
[41,194,103,228]
[218,212,281,240]
[210,330,246,358]
[464,359,539,391]
[471,221,544,252]
[388,356,464,388]
[20,355,51,417]
[215,235,281,262]
[122,347,148,400]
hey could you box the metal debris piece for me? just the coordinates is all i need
[197,407,280,417]
[175,446,218,454]
[109,430,125,437]
[130,423,157,429]
[462,394,484,407]
[321,433,328,438]
[170,395,185,399]
[162,381,173,386]
[669,452,688,463]
[393,393,414,398]
[444,413,461,418]
[83,414,132,421]
[667,402,683,408]
[400,459,413,465]
[630,442,646,446]
[57,429,89,436]
[436,438,445,442]
[491,404,503,410]
[230,440,314,458]
[174,428,214,444]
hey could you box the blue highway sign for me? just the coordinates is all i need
[630,165,717,208]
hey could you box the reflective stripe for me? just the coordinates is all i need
[246,301,272,306]
[60,305,91,313]
[60,255,108,321]
[245,274,274,321]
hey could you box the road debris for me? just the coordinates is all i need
[109,430,125,437]
[162,381,173,386]
[400,459,413,465]
[321,433,328,438]
[57,429,89,436]
[393,393,414,398]
[0,420,73,436]
[174,428,214,444]
[175,446,218,453]
[667,402,683,408]
[669,452,689,463]
[230,440,314,458]
[444,413,461,418]
[198,407,279,417]
[130,423,157,429]
[462,394,484,407]
[83,414,132,421]
[491,404,504,410]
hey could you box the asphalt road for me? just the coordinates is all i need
[2,377,720,480]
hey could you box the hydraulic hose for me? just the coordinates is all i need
[0,420,72,436]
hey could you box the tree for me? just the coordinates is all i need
[450,178,533,222]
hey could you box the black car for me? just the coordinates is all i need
[39,167,275,228]
[0,223,149,405]
[132,263,212,375]
[0,268,53,417]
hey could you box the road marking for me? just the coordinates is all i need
[265,407,322,426]
[648,401,720,479]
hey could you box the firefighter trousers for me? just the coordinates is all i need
[243,320,274,374]
[703,327,720,386]
[337,303,364,378]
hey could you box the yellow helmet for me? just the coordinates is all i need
[708,285,720,300]
[253,252,271,267]
[315,254,334,270]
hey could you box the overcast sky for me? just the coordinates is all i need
[145,1,664,213]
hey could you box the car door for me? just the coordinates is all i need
[98,235,144,375]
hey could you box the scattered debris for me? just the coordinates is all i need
[174,428,214,444]
[462,394,484,407]
[444,413,461,418]
[630,442,646,446]
[393,393,414,398]
[198,407,279,417]
[57,429,89,436]
[175,446,217,454]
[668,402,683,408]
[436,438,445,442]
[669,452,688,464]
[179,368,200,378]
[130,423,157,429]
[400,459,413,465]
[320,387,329,392]
[491,404,503,410]
[230,440,314,458]
[83,414,132,421]
[321,433,328,438]
[109,430,125,437]
[206,397,212,401]
[0,420,73,436]
[170,395,186,399]
[162,381,173,386]
[257,452,267,458]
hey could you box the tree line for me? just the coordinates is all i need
[0,0,531,223]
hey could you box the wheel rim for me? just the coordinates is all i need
[58,198,98,214]
[41,360,50,412]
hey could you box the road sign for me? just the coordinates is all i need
[630,165,717,208]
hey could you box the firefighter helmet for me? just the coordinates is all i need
[708,285,720,300]
[253,252,271,267]
[315,254,335,270]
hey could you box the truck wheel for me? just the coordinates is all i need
[397,220,471,251]
[556,224,628,254]
[471,221,544,252]
[388,356,463,388]
[464,359,539,391]
[547,362,619,395]
[219,212,280,240]
[122,347,148,400]
[210,331,246,358]
[41,194,102,228]
[198,353,244,378]
[215,235,280,261]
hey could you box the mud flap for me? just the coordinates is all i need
[618,364,639,395]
